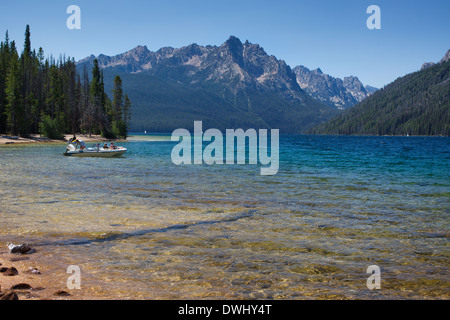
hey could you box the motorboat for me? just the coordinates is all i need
[64,143,127,157]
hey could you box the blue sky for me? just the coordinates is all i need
[0,0,449,88]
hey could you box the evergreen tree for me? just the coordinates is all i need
[81,65,92,135]
[89,59,112,136]
[23,25,31,57]
[110,75,131,138]
[5,58,22,135]
[123,93,132,139]
[19,25,35,136]
[112,75,123,123]
[0,31,11,133]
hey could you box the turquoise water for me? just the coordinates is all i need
[0,135,449,299]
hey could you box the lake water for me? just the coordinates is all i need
[0,134,449,299]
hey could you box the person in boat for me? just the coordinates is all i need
[76,139,86,150]
[103,143,108,149]
[69,135,77,143]
[110,142,117,149]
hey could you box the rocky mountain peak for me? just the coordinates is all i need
[126,45,151,61]
[221,36,245,67]
[440,49,450,63]
[132,45,150,53]
[183,43,202,55]
[343,76,364,89]
[421,62,435,71]
[224,36,243,49]
[313,68,323,74]
[293,66,374,109]
[421,48,450,70]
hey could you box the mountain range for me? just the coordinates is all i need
[77,36,375,133]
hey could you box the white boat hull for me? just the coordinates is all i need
[64,146,127,157]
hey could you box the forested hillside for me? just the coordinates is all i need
[310,58,450,136]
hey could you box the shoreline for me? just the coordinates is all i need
[0,134,125,146]
[0,243,121,300]
[1,133,447,146]
[0,245,86,300]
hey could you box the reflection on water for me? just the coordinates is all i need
[0,135,449,299]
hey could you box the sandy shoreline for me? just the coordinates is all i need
[0,246,84,300]
[0,134,122,146]
[0,242,123,300]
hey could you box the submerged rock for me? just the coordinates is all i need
[8,244,35,255]
[25,267,41,275]
[2,267,19,276]
[10,283,32,290]
[0,290,19,300]
[53,290,71,297]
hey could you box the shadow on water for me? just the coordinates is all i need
[34,211,255,247]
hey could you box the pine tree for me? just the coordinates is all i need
[111,75,125,138]
[5,58,22,135]
[80,65,90,135]
[112,75,123,123]
[89,59,114,137]
[89,59,102,136]
[0,31,13,134]
[20,25,34,136]
[23,25,31,57]
[123,93,132,138]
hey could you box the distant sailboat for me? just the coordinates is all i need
[144,130,147,134]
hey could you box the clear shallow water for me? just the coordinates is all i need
[0,135,449,299]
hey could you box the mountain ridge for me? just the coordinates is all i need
[77,36,342,133]
[77,36,375,110]
[78,36,309,102]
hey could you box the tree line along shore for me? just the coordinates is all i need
[0,133,123,145]
[0,25,131,141]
